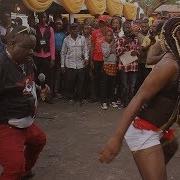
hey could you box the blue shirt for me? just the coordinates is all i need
[55,32,66,52]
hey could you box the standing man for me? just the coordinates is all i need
[0,12,12,44]
[91,16,110,101]
[27,14,36,35]
[34,12,55,101]
[111,16,124,107]
[0,26,46,180]
[136,19,150,87]
[116,21,141,107]
[61,23,89,104]
[14,17,23,27]
[53,17,66,97]
[0,12,13,55]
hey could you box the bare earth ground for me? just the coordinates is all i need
[32,100,180,180]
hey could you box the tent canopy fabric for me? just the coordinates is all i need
[23,0,53,12]
[123,3,137,20]
[57,0,85,14]
[107,0,123,16]
[85,0,106,15]
[23,0,137,20]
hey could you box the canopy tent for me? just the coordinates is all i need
[85,0,106,15]
[23,0,138,20]
[107,0,123,16]
[23,0,53,12]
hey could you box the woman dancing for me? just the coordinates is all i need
[99,17,180,180]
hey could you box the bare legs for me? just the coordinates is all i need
[132,145,167,180]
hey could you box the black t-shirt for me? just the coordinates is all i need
[0,50,36,123]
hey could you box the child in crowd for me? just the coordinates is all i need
[101,30,118,110]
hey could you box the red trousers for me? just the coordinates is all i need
[0,123,46,180]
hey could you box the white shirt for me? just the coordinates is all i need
[61,35,89,69]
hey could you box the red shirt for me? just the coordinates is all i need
[92,28,110,61]
[34,24,55,60]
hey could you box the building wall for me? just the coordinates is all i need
[11,13,28,27]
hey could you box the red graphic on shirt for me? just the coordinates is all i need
[16,75,34,96]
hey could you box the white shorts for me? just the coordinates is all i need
[124,123,162,152]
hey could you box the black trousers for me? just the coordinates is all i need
[51,52,65,96]
[83,66,93,99]
[120,71,138,106]
[93,61,103,100]
[34,56,53,89]
[116,70,123,102]
[65,68,85,101]
[100,72,116,103]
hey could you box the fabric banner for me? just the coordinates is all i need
[85,0,106,15]
[106,0,123,16]
[23,0,53,12]
[59,0,85,14]
[123,3,137,20]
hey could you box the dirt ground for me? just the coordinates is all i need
[32,100,180,180]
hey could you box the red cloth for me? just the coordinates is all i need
[0,123,46,180]
[133,118,160,131]
[163,129,175,141]
[91,28,112,61]
[91,29,105,61]
[133,117,175,141]
[98,15,111,23]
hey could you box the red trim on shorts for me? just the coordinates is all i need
[133,117,175,141]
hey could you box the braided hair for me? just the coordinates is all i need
[161,18,180,96]
[160,17,180,60]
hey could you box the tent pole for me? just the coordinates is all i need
[69,14,75,24]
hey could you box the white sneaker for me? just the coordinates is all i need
[111,102,118,108]
[69,99,75,104]
[101,103,108,110]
